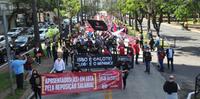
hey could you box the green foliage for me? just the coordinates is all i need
[61,0,81,18]
[174,4,190,21]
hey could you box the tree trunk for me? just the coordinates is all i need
[147,13,151,32]
[129,13,131,26]
[167,12,171,24]
[134,12,139,31]
[152,13,163,36]
[32,0,41,47]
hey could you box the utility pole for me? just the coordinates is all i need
[2,9,15,95]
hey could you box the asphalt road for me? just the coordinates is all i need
[42,57,167,99]
[143,19,200,98]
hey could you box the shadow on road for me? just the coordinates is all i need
[176,46,200,56]
[152,62,200,98]
[161,34,197,41]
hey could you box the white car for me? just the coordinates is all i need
[0,35,12,48]
[39,28,48,41]
[7,27,23,38]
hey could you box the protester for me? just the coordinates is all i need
[143,47,152,74]
[139,32,144,48]
[163,75,180,99]
[142,42,149,62]
[24,54,34,80]
[154,36,160,50]
[62,46,69,65]
[30,69,42,99]
[53,57,65,73]
[34,46,42,64]
[127,44,134,68]
[118,43,125,55]
[149,37,155,51]
[45,38,51,58]
[103,46,111,55]
[71,63,82,72]
[166,46,175,72]
[147,30,153,40]
[11,54,27,89]
[52,42,58,62]
[133,40,140,64]
[121,62,129,90]
[157,46,166,72]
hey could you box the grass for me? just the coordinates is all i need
[0,72,12,93]
[5,89,25,99]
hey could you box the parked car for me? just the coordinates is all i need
[13,35,34,51]
[21,27,34,38]
[7,27,23,38]
[39,28,48,41]
[0,35,12,48]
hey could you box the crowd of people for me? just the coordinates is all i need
[9,14,179,99]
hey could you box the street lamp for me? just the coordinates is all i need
[0,2,15,95]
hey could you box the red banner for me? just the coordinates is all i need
[41,70,123,96]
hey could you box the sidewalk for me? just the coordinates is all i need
[20,57,54,99]
[42,53,167,99]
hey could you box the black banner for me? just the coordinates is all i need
[74,54,114,68]
[74,54,134,69]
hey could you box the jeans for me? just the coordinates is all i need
[36,56,41,64]
[159,59,164,71]
[135,54,139,64]
[145,61,150,73]
[46,48,51,58]
[167,58,174,71]
[33,88,41,99]
[16,73,24,89]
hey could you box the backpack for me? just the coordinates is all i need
[144,52,152,61]
[159,51,166,59]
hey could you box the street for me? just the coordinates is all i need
[145,20,200,98]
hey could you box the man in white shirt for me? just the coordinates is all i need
[166,46,174,72]
[53,58,65,73]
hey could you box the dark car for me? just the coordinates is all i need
[21,27,34,38]
[13,35,34,52]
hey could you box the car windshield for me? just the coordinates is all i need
[10,28,17,32]
[16,36,27,43]
[0,37,4,42]
[39,30,44,34]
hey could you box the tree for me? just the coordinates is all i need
[150,0,165,36]
[61,0,80,34]
[32,0,40,47]
[124,0,146,32]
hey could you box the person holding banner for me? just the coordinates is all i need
[53,57,65,73]
[29,69,41,99]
